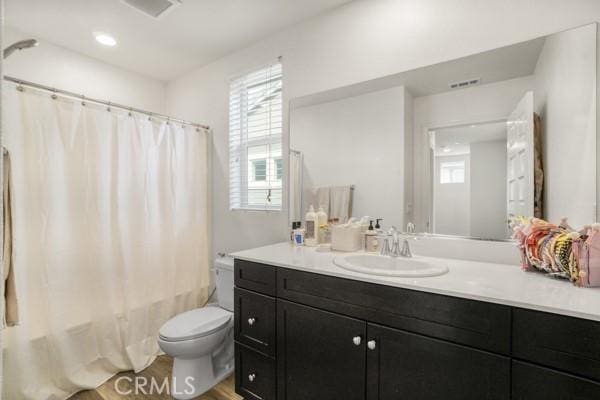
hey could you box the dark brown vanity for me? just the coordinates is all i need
[233,258,600,400]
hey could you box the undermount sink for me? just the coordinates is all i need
[333,253,449,278]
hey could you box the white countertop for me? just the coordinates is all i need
[231,242,600,322]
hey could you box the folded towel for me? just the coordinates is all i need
[3,150,18,327]
[330,185,353,223]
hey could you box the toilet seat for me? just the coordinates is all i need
[159,307,232,342]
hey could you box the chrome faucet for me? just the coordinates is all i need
[399,239,412,258]
[379,227,396,256]
[379,225,413,258]
[379,235,392,256]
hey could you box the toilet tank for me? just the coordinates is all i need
[215,256,234,311]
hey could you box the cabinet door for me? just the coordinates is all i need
[277,299,366,400]
[366,323,509,400]
[512,361,600,400]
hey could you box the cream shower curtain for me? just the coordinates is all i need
[1,86,210,399]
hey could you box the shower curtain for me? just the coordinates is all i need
[1,86,210,399]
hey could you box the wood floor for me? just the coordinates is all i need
[68,355,242,400]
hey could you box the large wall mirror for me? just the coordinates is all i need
[289,23,599,241]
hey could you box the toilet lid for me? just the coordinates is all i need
[159,307,232,342]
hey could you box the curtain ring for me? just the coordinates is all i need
[148,113,152,121]
[51,88,57,100]
[81,95,86,106]
[107,101,111,112]
[166,117,170,125]
[128,107,133,117]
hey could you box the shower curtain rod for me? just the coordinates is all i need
[3,75,210,130]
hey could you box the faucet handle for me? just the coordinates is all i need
[406,222,416,234]
[400,239,412,258]
[379,236,391,256]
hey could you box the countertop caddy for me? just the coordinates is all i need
[231,242,600,400]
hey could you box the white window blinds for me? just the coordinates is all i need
[229,62,283,211]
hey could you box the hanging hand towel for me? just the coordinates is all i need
[330,185,353,223]
[3,149,19,327]
[315,186,330,213]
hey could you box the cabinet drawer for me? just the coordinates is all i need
[235,343,276,400]
[278,268,511,354]
[512,361,600,400]
[513,308,600,381]
[235,288,276,356]
[235,259,277,296]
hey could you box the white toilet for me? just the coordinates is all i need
[158,257,235,399]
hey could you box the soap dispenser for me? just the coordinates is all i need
[375,218,383,232]
[365,220,379,252]
[305,205,318,246]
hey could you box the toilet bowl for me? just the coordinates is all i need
[158,256,234,399]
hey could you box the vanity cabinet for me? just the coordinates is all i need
[234,259,600,400]
[512,361,600,400]
[277,300,366,400]
[366,323,510,400]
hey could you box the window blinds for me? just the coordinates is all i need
[229,62,283,210]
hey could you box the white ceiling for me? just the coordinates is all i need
[6,0,353,81]
[433,121,507,156]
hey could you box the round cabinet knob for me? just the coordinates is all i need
[353,336,362,346]
[367,340,376,350]
[248,373,256,382]
[248,317,256,326]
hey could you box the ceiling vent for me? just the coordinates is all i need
[449,78,480,90]
[121,0,182,19]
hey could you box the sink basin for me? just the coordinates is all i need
[333,253,449,278]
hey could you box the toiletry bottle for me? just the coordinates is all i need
[317,206,328,244]
[290,221,300,244]
[305,205,318,246]
[293,226,305,246]
[375,218,383,232]
[365,220,379,252]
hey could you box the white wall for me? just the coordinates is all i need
[533,24,597,227]
[3,27,166,112]
[434,154,470,236]
[290,86,407,228]
[470,140,507,239]
[413,76,534,231]
[165,0,600,254]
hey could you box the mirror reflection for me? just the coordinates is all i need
[289,23,598,240]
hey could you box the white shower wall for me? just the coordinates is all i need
[3,27,166,113]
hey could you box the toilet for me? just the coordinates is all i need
[158,257,234,399]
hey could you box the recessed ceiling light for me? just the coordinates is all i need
[442,148,451,153]
[94,32,117,47]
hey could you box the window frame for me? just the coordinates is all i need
[229,61,283,211]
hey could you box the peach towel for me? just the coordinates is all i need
[3,150,18,327]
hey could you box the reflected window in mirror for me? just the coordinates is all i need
[440,161,465,184]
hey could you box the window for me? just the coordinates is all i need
[275,158,283,180]
[440,161,465,184]
[229,62,283,210]
[251,159,267,181]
